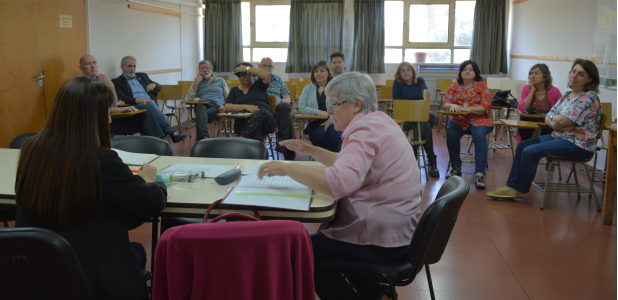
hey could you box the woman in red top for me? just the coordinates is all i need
[444,60,494,189]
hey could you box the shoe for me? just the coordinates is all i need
[275,144,288,154]
[170,132,187,143]
[545,159,556,172]
[475,174,486,189]
[427,156,440,178]
[445,167,461,179]
[200,135,209,141]
[487,187,516,199]
[516,192,530,199]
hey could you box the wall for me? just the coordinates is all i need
[510,0,617,167]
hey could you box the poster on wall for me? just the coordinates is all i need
[591,1,617,89]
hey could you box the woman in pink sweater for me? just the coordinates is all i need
[259,72,422,300]
[517,63,562,141]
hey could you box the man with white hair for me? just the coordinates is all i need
[112,55,187,143]
[78,54,165,138]
[255,57,294,160]
[184,60,229,140]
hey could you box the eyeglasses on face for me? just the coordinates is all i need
[328,101,347,111]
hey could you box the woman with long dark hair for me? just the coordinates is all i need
[15,76,167,299]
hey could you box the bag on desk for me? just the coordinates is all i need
[203,199,261,223]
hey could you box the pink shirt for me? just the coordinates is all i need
[323,110,422,248]
[517,85,561,142]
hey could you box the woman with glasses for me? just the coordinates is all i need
[225,62,276,141]
[298,60,343,152]
[488,59,602,200]
[517,63,562,142]
[258,72,422,299]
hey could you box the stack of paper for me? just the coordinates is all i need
[223,174,313,211]
[112,148,159,165]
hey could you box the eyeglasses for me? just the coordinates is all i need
[569,69,588,78]
[328,101,347,111]
[238,73,251,77]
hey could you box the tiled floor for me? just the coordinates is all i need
[128,116,616,300]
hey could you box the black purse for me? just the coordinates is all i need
[491,90,518,119]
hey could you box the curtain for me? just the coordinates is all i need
[470,0,508,74]
[351,0,385,73]
[203,0,243,72]
[285,0,344,73]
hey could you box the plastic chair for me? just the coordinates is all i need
[111,135,173,156]
[533,113,607,211]
[320,176,470,300]
[8,133,36,149]
[392,99,431,181]
[0,227,91,300]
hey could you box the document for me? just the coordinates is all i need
[222,173,313,211]
[112,148,158,165]
[161,163,237,178]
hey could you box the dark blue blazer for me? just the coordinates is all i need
[112,73,162,105]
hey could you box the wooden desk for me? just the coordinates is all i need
[436,111,469,133]
[498,120,541,156]
[377,99,393,103]
[603,125,616,225]
[520,113,547,120]
[293,114,328,138]
[216,112,254,137]
[111,109,146,118]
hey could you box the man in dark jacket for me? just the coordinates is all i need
[112,55,186,143]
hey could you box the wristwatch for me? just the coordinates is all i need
[246,66,251,73]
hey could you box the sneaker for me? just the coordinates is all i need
[445,167,462,179]
[516,192,530,199]
[487,187,517,199]
[170,132,187,143]
[475,174,486,189]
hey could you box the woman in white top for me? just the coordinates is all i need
[298,61,343,152]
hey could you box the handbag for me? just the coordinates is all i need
[203,199,261,223]
[491,90,518,120]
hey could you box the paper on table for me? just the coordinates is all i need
[162,163,237,178]
[112,148,159,165]
[242,165,261,175]
[238,173,310,190]
[223,186,312,211]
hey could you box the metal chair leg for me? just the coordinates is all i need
[425,264,436,300]
[583,164,601,211]
[571,163,582,198]
[540,161,554,210]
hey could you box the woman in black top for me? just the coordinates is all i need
[225,62,277,141]
[15,77,167,300]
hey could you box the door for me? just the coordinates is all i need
[0,0,87,148]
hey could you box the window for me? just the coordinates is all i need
[384,0,475,64]
[242,2,290,63]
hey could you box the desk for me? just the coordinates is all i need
[436,110,469,133]
[293,114,328,138]
[520,113,547,120]
[216,112,253,137]
[603,125,616,225]
[111,109,146,118]
[498,120,541,157]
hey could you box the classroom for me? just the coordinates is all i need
[0,0,616,299]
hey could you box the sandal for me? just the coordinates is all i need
[475,174,486,189]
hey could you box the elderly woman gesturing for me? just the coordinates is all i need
[258,72,422,299]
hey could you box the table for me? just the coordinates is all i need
[498,119,542,157]
[216,112,253,137]
[111,109,146,118]
[436,110,469,133]
[603,125,616,225]
[519,113,547,120]
[293,114,328,138]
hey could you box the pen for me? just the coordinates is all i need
[131,169,140,173]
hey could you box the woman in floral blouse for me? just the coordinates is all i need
[488,59,602,200]
[444,60,494,189]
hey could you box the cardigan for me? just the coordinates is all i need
[299,83,333,124]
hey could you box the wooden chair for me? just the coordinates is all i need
[227,79,241,89]
[533,113,607,211]
[160,84,188,135]
[287,85,297,102]
[157,85,181,133]
[434,79,456,132]
[392,99,431,181]
[385,79,394,87]
[178,81,200,138]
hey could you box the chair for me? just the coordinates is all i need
[0,227,91,300]
[178,80,202,138]
[392,99,431,181]
[287,84,297,101]
[111,135,173,156]
[486,77,508,90]
[320,176,470,300]
[160,137,269,234]
[8,133,36,149]
[385,79,394,87]
[226,79,241,89]
[514,83,526,103]
[434,79,456,133]
[3,133,36,227]
[161,84,190,136]
[153,220,315,300]
[533,113,607,211]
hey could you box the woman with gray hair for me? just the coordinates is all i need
[258,72,422,299]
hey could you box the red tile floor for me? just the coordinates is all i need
[126,119,616,300]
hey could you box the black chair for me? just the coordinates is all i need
[2,133,36,227]
[9,133,37,149]
[190,137,269,160]
[320,176,470,300]
[0,227,91,300]
[160,138,269,234]
[111,135,173,156]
